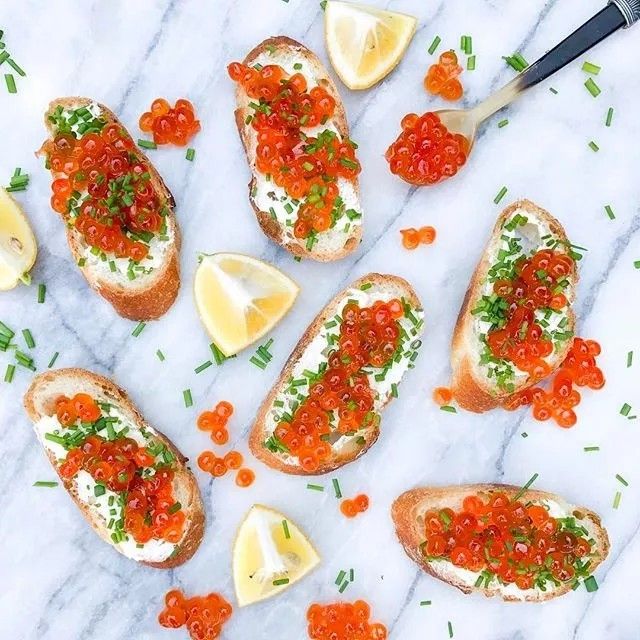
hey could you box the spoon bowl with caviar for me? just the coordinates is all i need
[386,0,640,186]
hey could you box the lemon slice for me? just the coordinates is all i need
[233,504,320,607]
[324,0,417,90]
[194,253,299,356]
[0,187,37,290]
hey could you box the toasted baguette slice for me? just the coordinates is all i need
[24,368,204,568]
[40,98,181,320]
[233,36,362,262]
[250,273,424,474]
[392,484,610,602]
[451,200,577,412]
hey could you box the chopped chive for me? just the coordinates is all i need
[210,342,227,365]
[131,321,146,337]
[390,383,398,398]
[494,186,508,204]
[620,403,632,417]
[613,491,622,509]
[137,139,157,150]
[420,600,432,606]
[582,61,601,75]
[94,484,106,497]
[467,55,476,71]
[583,446,600,452]
[605,107,614,127]
[194,360,212,374]
[428,35,441,55]
[584,576,598,592]
[272,578,289,586]
[33,480,58,487]
[521,432,528,438]
[604,205,615,220]
[22,328,35,349]
[47,352,59,368]
[37,284,46,303]
[4,363,15,383]
[627,351,633,368]
[186,147,196,161]
[282,519,291,539]
[588,140,599,152]
[513,473,538,501]
[635,261,640,270]
[498,119,509,128]
[584,78,601,97]
[5,73,16,93]
[615,473,629,487]
[168,501,182,514]
[306,483,324,492]
[183,389,193,408]
[156,349,165,362]
[549,86,558,94]
[440,405,457,413]
[349,568,354,581]
[332,478,342,499]
[338,580,349,593]
[335,569,346,585]
[448,621,454,638]
[250,355,267,369]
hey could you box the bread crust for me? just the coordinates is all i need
[391,484,610,602]
[233,36,362,262]
[24,368,204,569]
[41,97,181,320]
[450,199,577,412]
[249,273,422,475]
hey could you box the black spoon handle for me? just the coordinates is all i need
[517,1,637,93]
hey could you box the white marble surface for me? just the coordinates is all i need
[1,1,640,638]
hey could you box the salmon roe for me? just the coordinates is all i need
[139,98,201,146]
[340,494,370,518]
[271,299,404,473]
[158,589,232,640]
[432,386,453,406]
[43,109,168,263]
[307,601,387,640]
[235,468,255,487]
[386,112,469,186]
[227,61,361,239]
[54,393,185,545]
[504,337,605,427]
[483,249,575,381]
[424,50,464,101]
[197,401,233,445]
[401,226,436,250]
[421,490,596,590]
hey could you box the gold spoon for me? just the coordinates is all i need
[437,1,639,150]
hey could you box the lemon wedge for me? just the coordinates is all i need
[324,0,417,90]
[233,504,320,607]
[194,253,299,356]
[0,187,37,290]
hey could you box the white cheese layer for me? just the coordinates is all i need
[264,286,424,464]
[34,408,175,563]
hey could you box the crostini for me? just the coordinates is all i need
[228,36,363,261]
[451,200,577,412]
[392,484,609,601]
[250,273,424,474]
[39,98,180,320]
[24,368,204,568]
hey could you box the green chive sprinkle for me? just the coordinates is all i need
[137,139,157,150]
[584,576,599,592]
[47,352,59,369]
[338,580,349,593]
[605,107,614,127]
[332,478,342,499]
[194,360,212,374]
[307,483,324,492]
[627,351,633,368]
[467,55,476,71]
[620,403,632,417]
[582,61,601,75]
[583,446,600,452]
[498,119,509,128]
[615,473,629,487]
[183,389,193,408]
[604,205,615,220]
[37,284,46,303]
[186,148,196,161]
[131,321,146,337]
[494,186,508,204]
[513,473,538,501]
[585,78,601,97]
[613,491,622,509]
[156,349,165,362]
[5,73,16,93]
[33,480,58,487]
[420,600,432,606]
[282,519,291,539]
[272,578,289,586]
[428,35,441,55]
[249,355,267,370]
[549,87,558,95]
[22,328,35,349]
[448,621,454,638]
[521,432,528,438]
[588,140,599,152]
[440,405,457,413]
[4,363,15,383]
[335,569,346,585]
[635,261,640,270]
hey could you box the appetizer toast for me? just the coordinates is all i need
[40,98,180,320]
[25,368,204,568]
[451,200,577,412]
[250,273,424,474]
[392,484,610,602]
[231,36,363,261]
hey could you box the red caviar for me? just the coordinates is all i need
[432,386,453,406]
[307,601,387,640]
[139,98,201,146]
[504,337,605,427]
[421,490,596,590]
[43,112,168,263]
[54,393,185,545]
[227,61,361,239]
[197,401,233,444]
[341,494,370,518]
[484,249,575,380]
[386,112,469,186]
[158,589,232,640]
[271,299,404,473]
[235,468,255,487]
[223,450,243,470]
[401,226,436,249]
[424,51,464,101]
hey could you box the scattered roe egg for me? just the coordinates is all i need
[385,112,469,186]
[340,494,370,518]
[424,50,464,101]
[139,98,201,146]
[504,337,605,428]
[159,588,232,640]
[432,386,453,406]
[236,468,255,488]
[307,601,387,640]
[401,226,436,250]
